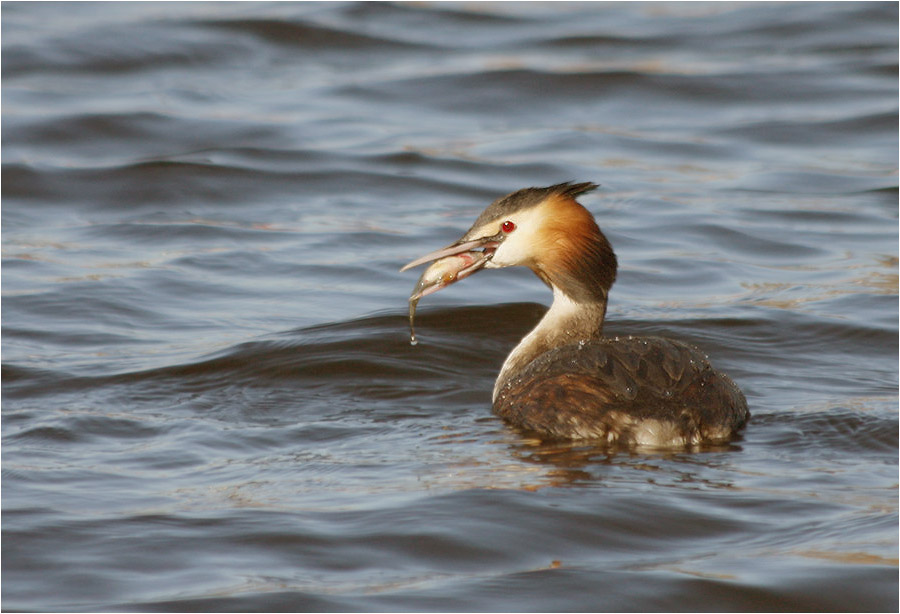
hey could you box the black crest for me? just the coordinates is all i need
[469,182,599,231]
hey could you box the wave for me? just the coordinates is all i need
[192,17,429,52]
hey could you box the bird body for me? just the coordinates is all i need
[494,334,746,446]
[402,182,749,447]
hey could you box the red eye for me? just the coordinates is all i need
[501,220,516,233]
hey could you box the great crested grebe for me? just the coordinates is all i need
[401,182,749,447]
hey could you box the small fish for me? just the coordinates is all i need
[407,251,485,345]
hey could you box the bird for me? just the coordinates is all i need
[401,182,749,447]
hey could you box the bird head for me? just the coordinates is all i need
[402,182,617,304]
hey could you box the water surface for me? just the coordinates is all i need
[3,2,897,611]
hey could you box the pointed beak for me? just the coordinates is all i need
[400,235,500,272]
[401,232,503,301]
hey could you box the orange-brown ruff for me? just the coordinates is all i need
[402,182,749,447]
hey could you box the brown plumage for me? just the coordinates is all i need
[402,182,749,447]
[494,336,748,445]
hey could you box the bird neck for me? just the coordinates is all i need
[493,285,608,401]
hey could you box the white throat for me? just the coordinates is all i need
[493,286,606,401]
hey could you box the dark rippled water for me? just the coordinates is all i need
[3,2,898,611]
